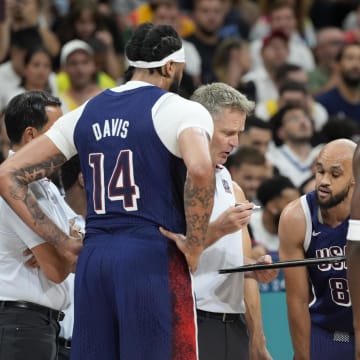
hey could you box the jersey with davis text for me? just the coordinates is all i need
[73,86,187,235]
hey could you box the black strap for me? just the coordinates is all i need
[0,300,64,322]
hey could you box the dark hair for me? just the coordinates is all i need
[299,174,315,195]
[61,155,81,192]
[20,46,53,90]
[11,28,43,50]
[4,91,61,145]
[125,22,182,77]
[270,103,310,146]
[244,115,272,132]
[225,146,266,170]
[269,0,294,15]
[275,63,302,83]
[213,37,244,72]
[279,80,308,96]
[257,175,296,206]
[321,115,360,142]
[57,0,104,44]
[336,41,360,62]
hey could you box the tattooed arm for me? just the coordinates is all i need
[0,135,82,264]
[178,128,215,271]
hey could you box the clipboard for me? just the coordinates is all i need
[218,256,346,274]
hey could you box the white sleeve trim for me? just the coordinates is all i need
[152,93,213,157]
[347,219,360,241]
[45,104,87,159]
[300,195,312,252]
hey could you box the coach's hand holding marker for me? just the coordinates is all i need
[235,202,262,210]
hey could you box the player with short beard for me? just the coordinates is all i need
[279,138,357,360]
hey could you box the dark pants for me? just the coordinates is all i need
[0,303,60,360]
[58,338,71,360]
[197,310,249,360]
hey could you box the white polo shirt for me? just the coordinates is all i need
[193,166,245,314]
[0,160,72,310]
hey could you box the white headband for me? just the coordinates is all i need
[127,47,185,69]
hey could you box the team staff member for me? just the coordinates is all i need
[279,139,356,359]
[161,82,276,360]
[0,23,215,360]
[0,91,75,359]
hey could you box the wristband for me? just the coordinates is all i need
[347,219,360,241]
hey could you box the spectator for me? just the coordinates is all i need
[3,46,54,107]
[249,1,315,72]
[127,0,195,38]
[213,37,255,101]
[0,0,60,60]
[239,115,273,155]
[316,41,360,128]
[250,0,316,47]
[0,45,56,156]
[268,104,322,187]
[55,0,122,80]
[151,0,202,96]
[298,174,315,195]
[0,28,57,113]
[274,62,309,89]
[250,175,300,292]
[243,30,289,102]
[321,114,360,143]
[226,146,271,202]
[57,39,102,112]
[56,37,116,96]
[308,27,345,96]
[256,80,329,132]
[185,0,226,84]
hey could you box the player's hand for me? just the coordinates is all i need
[244,255,278,283]
[62,223,83,272]
[159,226,202,272]
[23,248,39,268]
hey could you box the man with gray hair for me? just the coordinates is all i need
[161,82,275,360]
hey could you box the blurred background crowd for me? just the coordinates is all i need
[1,0,360,357]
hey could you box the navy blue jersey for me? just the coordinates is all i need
[302,191,353,333]
[73,86,187,235]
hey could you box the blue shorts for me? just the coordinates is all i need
[311,323,354,359]
[70,228,197,360]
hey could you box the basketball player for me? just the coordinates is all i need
[0,23,215,360]
[279,139,356,359]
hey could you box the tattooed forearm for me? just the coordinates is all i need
[184,174,215,248]
[9,153,66,201]
[23,191,68,247]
